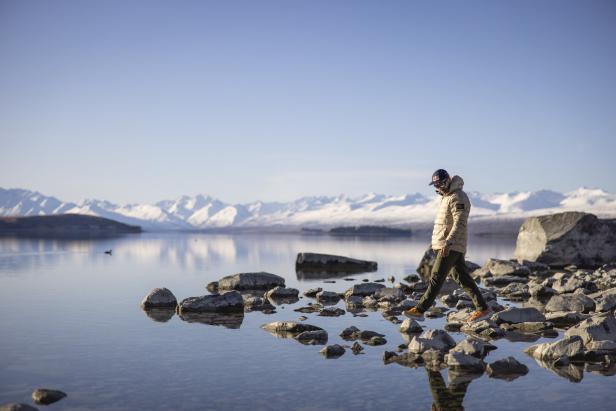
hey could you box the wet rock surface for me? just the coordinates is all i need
[177,291,244,313]
[491,307,545,324]
[295,329,328,345]
[296,252,377,273]
[31,389,66,405]
[134,227,616,406]
[320,344,345,358]
[265,286,299,300]
[486,357,529,380]
[217,272,286,291]
[140,287,177,309]
[316,290,342,304]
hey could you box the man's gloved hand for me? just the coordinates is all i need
[441,241,453,257]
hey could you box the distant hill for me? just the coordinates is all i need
[0,214,142,236]
[329,225,413,237]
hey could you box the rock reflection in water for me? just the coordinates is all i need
[142,308,176,323]
[585,357,616,376]
[533,358,584,382]
[177,312,244,329]
[428,369,474,411]
[267,296,300,306]
[296,268,375,281]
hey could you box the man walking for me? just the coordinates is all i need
[405,169,491,323]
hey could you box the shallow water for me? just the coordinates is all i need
[0,233,614,410]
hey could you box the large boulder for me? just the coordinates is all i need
[177,291,244,313]
[514,212,616,267]
[296,252,377,273]
[217,272,285,291]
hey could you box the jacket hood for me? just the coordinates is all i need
[448,175,464,193]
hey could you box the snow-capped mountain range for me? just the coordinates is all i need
[1,187,615,231]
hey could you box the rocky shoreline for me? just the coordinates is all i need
[4,211,615,409]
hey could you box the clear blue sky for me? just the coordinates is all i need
[1,0,615,204]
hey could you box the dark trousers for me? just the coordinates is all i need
[417,250,487,312]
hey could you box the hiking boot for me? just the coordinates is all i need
[466,308,492,323]
[403,307,424,318]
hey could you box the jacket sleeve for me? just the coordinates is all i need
[446,194,469,246]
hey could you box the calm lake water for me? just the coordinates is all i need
[1,233,615,410]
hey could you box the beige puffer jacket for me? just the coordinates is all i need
[431,175,471,254]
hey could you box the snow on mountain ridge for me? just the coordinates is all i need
[1,187,615,230]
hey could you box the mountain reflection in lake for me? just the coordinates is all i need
[1,233,615,410]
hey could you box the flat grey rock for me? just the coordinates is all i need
[545,293,595,313]
[217,272,285,291]
[296,252,377,272]
[491,307,545,324]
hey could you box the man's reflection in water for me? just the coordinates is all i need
[427,369,470,411]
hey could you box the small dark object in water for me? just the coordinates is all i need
[104,249,112,255]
